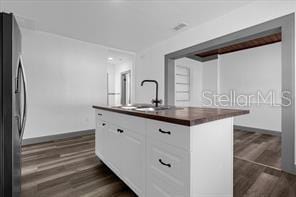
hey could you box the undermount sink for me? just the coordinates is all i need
[119,104,171,112]
[134,107,156,112]
[120,106,137,110]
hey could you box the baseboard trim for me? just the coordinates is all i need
[234,125,281,136]
[22,129,95,146]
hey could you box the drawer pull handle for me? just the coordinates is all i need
[98,113,103,116]
[158,128,171,135]
[159,159,171,168]
[117,129,124,133]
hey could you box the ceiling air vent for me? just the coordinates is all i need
[173,23,188,31]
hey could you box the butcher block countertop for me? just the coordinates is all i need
[92,105,249,126]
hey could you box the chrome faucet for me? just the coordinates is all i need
[141,80,162,107]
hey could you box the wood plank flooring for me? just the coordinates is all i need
[234,158,296,196]
[234,129,281,169]
[21,134,136,197]
[21,131,296,197]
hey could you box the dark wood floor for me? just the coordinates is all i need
[21,131,296,197]
[234,129,281,169]
[21,134,136,197]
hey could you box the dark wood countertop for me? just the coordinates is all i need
[92,105,249,126]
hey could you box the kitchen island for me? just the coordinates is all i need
[92,105,249,197]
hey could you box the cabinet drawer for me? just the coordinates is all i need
[147,119,190,150]
[147,171,189,197]
[96,109,111,121]
[147,139,190,194]
[96,119,106,128]
[95,109,146,135]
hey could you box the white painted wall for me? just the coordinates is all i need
[135,47,166,104]
[135,1,295,103]
[219,43,281,132]
[21,28,134,139]
[174,43,281,133]
[107,64,116,106]
[134,1,296,163]
[219,43,281,102]
[174,57,203,106]
[202,59,219,105]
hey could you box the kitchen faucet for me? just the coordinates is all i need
[141,80,162,107]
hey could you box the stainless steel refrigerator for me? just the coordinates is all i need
[0,12,27,197]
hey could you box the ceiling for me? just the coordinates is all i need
[108,49,134,66]
[193,32,282,60]
[1,0,253,52]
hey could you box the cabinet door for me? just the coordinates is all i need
[95,120,106,159]
[146,139,190,197]
[121,129,145,196]
[101,124,124,174]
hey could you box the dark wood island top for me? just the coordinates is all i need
[92,105,249,126]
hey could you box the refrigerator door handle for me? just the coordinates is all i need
[16,56,27,141]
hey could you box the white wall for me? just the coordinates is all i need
[219,43,281,102]
[134,1,295,139]
[173,43,281,134]
[107,64,116,105]
[21,28,134,139]
[135,47,166,104]
[174,44,281,132]
[202,59,219,105]
[174,57,203,106]
[135,1,295,104]
[219,43,281,132]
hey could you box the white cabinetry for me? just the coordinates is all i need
[95,109,234,197]
[146,139,190,197]
[121,129,145,193]
[95,119,105,159]
[101,124,124,174]
[95,110,145,196]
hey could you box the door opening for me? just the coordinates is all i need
[121,70,131,105]
[164,14,295,174]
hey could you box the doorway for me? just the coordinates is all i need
[121,70,131,105]
[106,49,135,106]
[164,14,295,174]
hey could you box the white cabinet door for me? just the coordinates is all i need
[95,111,146,196]
[146,139,190,197]
[148,174,182,197]
[121,129,145,196]
[101,124,124,174]
[95,120,106,159]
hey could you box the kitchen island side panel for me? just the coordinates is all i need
[190,117,233,197]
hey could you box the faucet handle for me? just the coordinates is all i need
[152,99,162,105]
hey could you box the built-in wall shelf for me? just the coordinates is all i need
[108,93,120,95]
[176,91,190,93]
[176,82,189,85]
[175,65,190,103]
[176,73,189,77]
